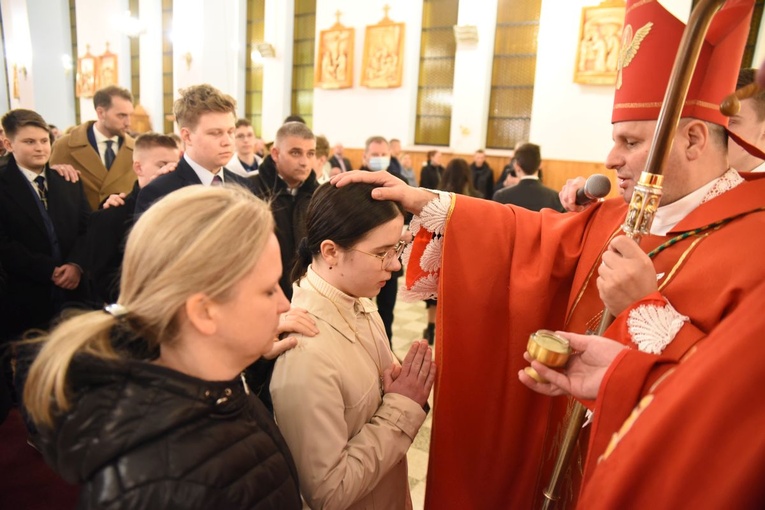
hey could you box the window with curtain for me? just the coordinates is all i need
[414,0,459,146]
[245,0,266,135]
[486,0,541,149]
[291,0,316,128]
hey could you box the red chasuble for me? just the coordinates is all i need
[419,174,765,509]
[578,279,765,509]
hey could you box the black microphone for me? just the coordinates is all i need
[575,174,612,205]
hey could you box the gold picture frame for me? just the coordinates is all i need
[315,20,354,89]
[98,43,119,89]
[573,0,626,85]
[76,47,97,98]
[361,9,405,89]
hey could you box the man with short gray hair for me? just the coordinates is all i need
[250,121,319,299]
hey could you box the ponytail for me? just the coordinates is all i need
[23,310,120,428]
[290,237,314,286]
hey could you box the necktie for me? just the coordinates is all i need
[34,175,48,209]
[104,140,116,170]
[211,174,223,186]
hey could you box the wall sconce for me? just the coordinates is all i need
[184,52,193,70]
[453,25,479,45]
[14,63,28,79]
[256,42,275,58]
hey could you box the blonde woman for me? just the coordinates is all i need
[271,182,435,509]
[23,186,305,509]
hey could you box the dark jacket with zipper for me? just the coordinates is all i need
[249,155,319,300]
[35,352,302,510]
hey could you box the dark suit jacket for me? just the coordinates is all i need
[329,154,352,172]
[0,157,91,340]
[135,156,253,216]
[492,178,564,212]
[249,155,318,299]
[86,182,140,305]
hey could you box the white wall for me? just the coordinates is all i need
[530,0,692,163]
[27,0,75,129]
[1,0,35,109]
[0,24,8,110]
[260,0,294,141]
[312,0,423,149]
[450,0,498,154]
[138,0,163,132]
[75,0,131,121]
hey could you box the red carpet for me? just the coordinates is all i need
[0,409,79,509]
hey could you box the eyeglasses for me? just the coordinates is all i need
[350,240,407,270]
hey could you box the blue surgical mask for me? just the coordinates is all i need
[368,156,391,171]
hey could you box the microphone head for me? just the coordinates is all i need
[584,174,611,199]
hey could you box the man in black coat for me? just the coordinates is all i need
[87,133,180,304]
[470,149,495,199]
[0,109,90,343]
[135,84,253,216]
[492,143,564,212]
[249,122,319,300]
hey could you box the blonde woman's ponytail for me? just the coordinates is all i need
[24,310,120,428]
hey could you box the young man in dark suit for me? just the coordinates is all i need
[135,84,253,216]
[492,143,564,212]
[0,109,91,343]
[87,133,180,304]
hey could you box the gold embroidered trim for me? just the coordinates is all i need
[626,0,654,17]
[614,99,719,110]
[564,227,622,328]
[657,233,710,292]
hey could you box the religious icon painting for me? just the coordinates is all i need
[98,43,119,89]
[315,14,354,89]
[573,0,626,86]
[361,7,405,89]
[76,47,97,98]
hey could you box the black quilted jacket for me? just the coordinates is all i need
[35,354,302,509]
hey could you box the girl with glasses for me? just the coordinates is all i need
[271,182,435,509]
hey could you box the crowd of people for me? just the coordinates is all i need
[2,0,765,508]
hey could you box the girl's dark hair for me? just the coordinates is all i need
[439,158,481,197]
[426,150,437,163]
[291,182,404,283]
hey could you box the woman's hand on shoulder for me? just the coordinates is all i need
[262,307,319,360]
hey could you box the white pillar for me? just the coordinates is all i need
[261,0,294,142]
[25,0,76,128]
[449,0,498,153]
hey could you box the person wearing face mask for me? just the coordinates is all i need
[359,136,409,343]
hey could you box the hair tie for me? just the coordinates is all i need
[297,237,312,259]
[104,303,129,320]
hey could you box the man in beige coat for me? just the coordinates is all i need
[50,86,136,210]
